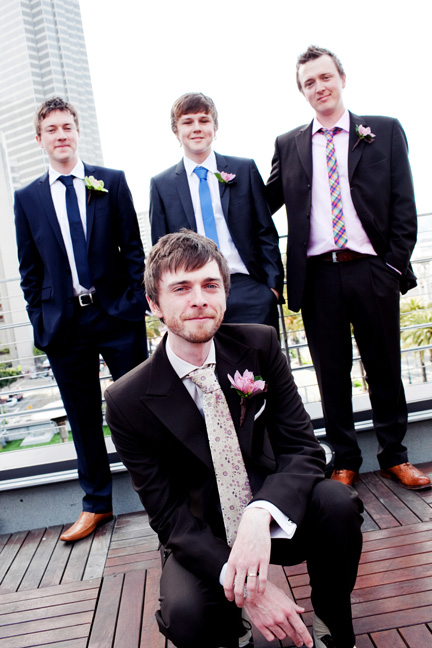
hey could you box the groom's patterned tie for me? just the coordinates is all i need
[193,166,220,247]
[58,175,92,288]
[320,127,348,248]
[188,364,253,547]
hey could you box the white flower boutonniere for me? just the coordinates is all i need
[84,176,108,203]
[215,171,236,184]
[228,369,267,426]
[352,124,376,151]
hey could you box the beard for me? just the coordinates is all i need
[166,309,225,344]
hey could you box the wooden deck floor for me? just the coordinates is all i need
[1,462,432,648]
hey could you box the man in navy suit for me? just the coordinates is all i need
[14,97,148,541]
[266,46,430,490]
[150,92,284,333]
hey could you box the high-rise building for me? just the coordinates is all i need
[0,0,103,191]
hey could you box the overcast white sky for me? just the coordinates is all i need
[79,0,431,233]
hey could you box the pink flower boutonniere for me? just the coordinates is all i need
[228,369,267,426]
[84,175,108,204]
[352,124,376,151]
[215,171,236,184]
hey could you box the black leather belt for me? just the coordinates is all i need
[311,250,371,263]
[74,293,97,307]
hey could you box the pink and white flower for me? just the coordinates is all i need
[228,369,267,426]
[353,124,376,150]
[215,171,236,184]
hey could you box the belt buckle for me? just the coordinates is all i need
[78,293,94,307]
[331,251,339,263]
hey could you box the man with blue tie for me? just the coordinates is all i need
[150,92,284,333]
[266,45,430,490]
[14,97,148,541]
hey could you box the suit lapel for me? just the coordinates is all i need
[215,153,230,215]
[37,174,68,254]
[175,160,197,230]
[295,122,313,183]
[348,112,366,182]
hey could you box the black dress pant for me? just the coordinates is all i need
[302,256,408,471]
[156,479,363,648]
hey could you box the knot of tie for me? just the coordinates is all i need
[188,365,219,394]
[193,166,208,181]
[319,126,342,139]
[58,175,75,187]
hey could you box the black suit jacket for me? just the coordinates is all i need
[266,112,417,311]
[150,153,284,298]
[15,164,147,350]
[106,323,325,584]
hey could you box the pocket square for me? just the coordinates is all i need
[254,400,266,421]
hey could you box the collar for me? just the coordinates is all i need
[49,159,85,186]
[166,337,216,379]
[312,109,350,136]
[183,151,217,177]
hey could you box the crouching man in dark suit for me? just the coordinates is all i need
[105,230,363,648]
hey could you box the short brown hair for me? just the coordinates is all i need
[170,93,218,134]
[296,45,345,92]
[34,97,79,137]
[145,230,230,305]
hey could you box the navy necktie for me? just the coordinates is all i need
[58,175,92,289]
[193,166,220,247]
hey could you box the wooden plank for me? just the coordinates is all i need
[61,533,94,584]
[0,584,99,615]
[82,518,115,581]
[359,473,420,526]
[355,563,432,590]
[375,472,432,522]
[38,538,74,588]
[362,527,432,553]
[104,556,160,576]
[0,534,11,553]
[18,525,63,591]
[351,575,432,604]
[87,573,124,648]
[352,590,432,618]
[0,578,101,607]
[0,531,27,584]
[0,598,96,626]
[0,611,93,639]
[0,623,90,648]
[113,569,145,648]
[352,605,432,635]
[0,528,45,593]
[399,624,432,646]
[360,539,432,565]
[355,481,401,529]
[369,628,408,647]
[361,520,432,543]
[355,635,375,647]
[140,563,165,648]
[360,509,379,532]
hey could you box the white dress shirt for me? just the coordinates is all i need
[183,152,249,275]
[48,159,95,296]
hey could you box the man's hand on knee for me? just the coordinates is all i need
[244,581,313,648]
[224,508,271,606]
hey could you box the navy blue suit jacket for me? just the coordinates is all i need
[266,113,417,311]
[150,153,284,298]
[15,164,147,350]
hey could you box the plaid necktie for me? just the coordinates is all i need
[188,364,253,546]
[320,127,348,248]
[58,175,92,288]
[193,166,220,247]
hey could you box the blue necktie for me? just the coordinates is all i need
[58,175,92,289]
[193,166,219,247]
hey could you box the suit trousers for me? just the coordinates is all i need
[156,479,363,648]
[225,273,279,334]
[47,298,148,512]
[301,256,408,471]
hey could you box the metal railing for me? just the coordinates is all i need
[0,214,431,459]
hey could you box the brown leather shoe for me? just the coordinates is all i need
[330,469,359,486]
[60,511,113,542]
[380,462,431,490]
